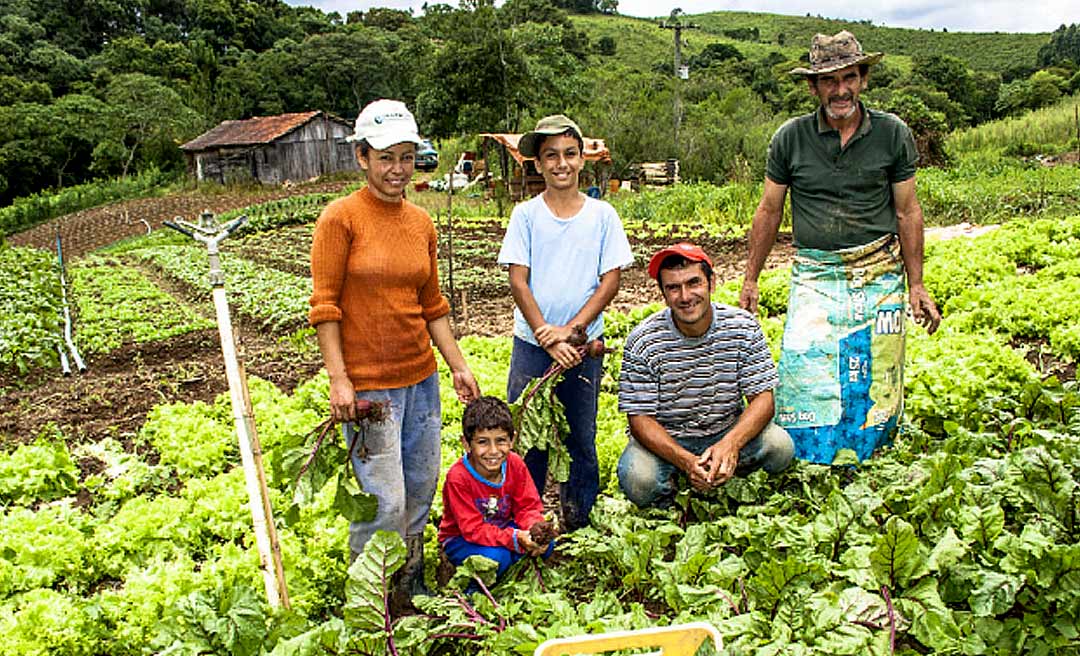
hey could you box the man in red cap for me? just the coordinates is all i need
[616,243,793,507]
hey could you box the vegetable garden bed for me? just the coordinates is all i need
[0,174,1078,655]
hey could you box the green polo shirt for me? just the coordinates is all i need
[765,103,918,250]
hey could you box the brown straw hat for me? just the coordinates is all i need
[789,30,883,76]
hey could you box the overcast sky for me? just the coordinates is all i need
[289,0,1075,33]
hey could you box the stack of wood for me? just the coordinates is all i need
[634,159,680,187]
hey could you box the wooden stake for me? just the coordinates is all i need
[461,288,471,336]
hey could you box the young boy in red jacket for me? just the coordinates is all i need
[439,396,557,578]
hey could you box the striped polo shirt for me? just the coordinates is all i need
[618,303,778,441]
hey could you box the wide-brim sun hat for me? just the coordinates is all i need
[789,30,883,76]
[347,99,423,150]
[647,242,713,280]
[518,114,583,158]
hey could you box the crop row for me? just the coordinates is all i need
[0,245,63,375]
[217,192,345,235]
[132,245,311,331]
[918,153,1080,225]
[70,256,214,355]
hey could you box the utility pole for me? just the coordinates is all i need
[659,9,697,154]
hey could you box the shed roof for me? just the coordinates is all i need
[479,133,611,165]
[180,111,347,151]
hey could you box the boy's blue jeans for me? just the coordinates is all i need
[343,372,442,556]
[506,337,602,531]
[442,527,556,578]
[617,422,794,508]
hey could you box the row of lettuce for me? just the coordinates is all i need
[1,205,1078,654]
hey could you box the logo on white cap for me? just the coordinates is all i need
[348,99,422,149]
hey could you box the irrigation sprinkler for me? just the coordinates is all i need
[163,210,290,609]
[55,233,86,374]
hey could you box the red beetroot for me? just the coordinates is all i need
[566,324,588,346]
[585,339,611,359]
[294,399,391,487]
[353,399,390,422]
[529,520,559,545]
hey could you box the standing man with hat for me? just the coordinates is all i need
[498,114,633,529]
[616,243,793,508]
[739,31,941,465]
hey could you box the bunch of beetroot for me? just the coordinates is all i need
[293,399,391,488]
[510,325,614,483]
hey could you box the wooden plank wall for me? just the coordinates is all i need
[191,115,358,186]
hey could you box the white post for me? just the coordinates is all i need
[212,285,288,608]
[164,212,289,609]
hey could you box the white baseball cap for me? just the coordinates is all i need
[347,99,423,149]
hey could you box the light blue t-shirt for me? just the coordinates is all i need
[497,194,634,346]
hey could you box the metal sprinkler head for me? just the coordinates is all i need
[198,209,217,231]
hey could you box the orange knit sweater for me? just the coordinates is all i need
[309,187,450,391]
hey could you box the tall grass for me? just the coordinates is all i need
[918,151,1080,225]
[947,93,1080,156]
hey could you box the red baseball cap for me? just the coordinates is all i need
[647,242,713,280]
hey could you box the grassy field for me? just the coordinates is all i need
[578,9,1049,73]
[948,92,1080,155]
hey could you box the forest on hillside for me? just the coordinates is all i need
[1,0,1079,207]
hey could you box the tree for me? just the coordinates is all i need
[298,26,429,118]
[96,73,198,177]
[363,8,414,31]
[501,0,589,59]
[914,54,978,126]
[881,91,949,166]
[48,93,110,187]
[89,36,197,83]
[1027,70,1066,108]
[1037,23,1080,67]
[25,41,87,96]
[550,0,601,13]
[596,36,616,56]
[0,75,51,104]
[0,102,56,204]
[416,1,583,136]
[597,0,618,14]
[688,43,743,69]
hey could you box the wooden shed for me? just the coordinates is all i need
[180,111,357,186]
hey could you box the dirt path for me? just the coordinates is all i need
[6,180,352,260]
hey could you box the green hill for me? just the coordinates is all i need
[575,10,1050,73]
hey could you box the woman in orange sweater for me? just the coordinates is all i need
[309,99,480,609]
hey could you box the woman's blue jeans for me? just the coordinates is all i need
[506,337,602,531]
[343,372,442,556]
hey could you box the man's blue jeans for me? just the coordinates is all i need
[343,372,442,556]
[617,422,794,508]
[507,337,602,531]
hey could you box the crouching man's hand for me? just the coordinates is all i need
[698,439,740,487]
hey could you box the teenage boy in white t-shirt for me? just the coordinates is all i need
[497,114,633,531]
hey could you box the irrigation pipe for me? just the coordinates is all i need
[163,210,290,609]
[56,233,86,373]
